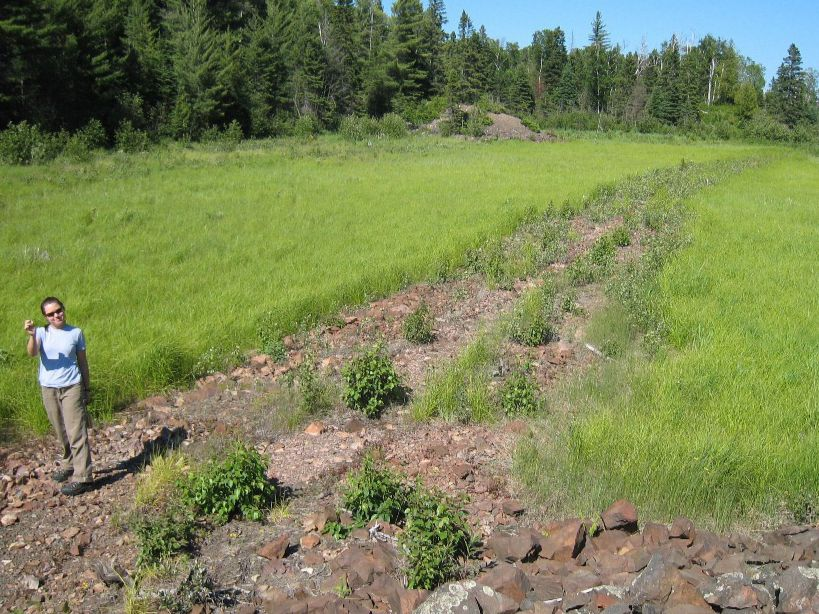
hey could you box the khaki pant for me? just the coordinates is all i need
[41,384,92,483]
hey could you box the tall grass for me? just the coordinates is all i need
[516,151,818,528]
[0,136,768,434]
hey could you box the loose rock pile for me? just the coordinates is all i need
[257,499,819,613]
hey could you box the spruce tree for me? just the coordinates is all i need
[768,44,810,127]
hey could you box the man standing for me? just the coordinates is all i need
[24,297,93,496]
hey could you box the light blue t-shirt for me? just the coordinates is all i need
[35,325,86,388]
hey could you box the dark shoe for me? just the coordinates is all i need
[60,481,94,496]
[52,468,74,483]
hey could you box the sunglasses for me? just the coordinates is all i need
[45,308,64,318]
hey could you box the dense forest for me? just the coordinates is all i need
[1,0,818,147]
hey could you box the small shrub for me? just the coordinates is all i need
[0,121,44,164]
[500,367,541,417]
[131,500,196,568]
[402,302,435,344]
[342,345,402,418]
[183,441,278,524]
[567,235,616,285]
[256,310,288,362]
[116,120,149,153]
[509,283,556,346]
[380,113,408,138]
[400,486,477,590]
[610,225,631,247]
[159,562,234,613]
[292,358,336,416]
[192,345,242,379]
[293,115,319,138]
[342,454,410,525]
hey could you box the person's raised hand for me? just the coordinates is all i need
[24,319,35,336]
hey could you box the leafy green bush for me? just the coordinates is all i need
[500,367,541,417]
[0,121,67,164]
[380,113,408,138]
[183,441,278,524]
[342,345,402,418]
[115,119,149,153]
[342,454,410,525]
[509,282,556,346]
[402,302,435,344]
[400,486,476,590]
[293,115,319,138]
[132,500,196,568]
[339,115,379,141]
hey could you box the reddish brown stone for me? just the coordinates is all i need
[601,499,638,533]
[479,563,530,604]
[642,522,670,546]
[300,532,321,550]
[540,519,586,562]
[258,535,290,560]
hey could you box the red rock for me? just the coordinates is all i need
[669,517,696,541]
[258,535,290,560]
[501,499,525,517]
[300,532,321,549]
[540,519,586,562]
[250,354,269,368]
[305,421,326,436]
[601,499,638,533]
[642,522,670,546]
[479,563,530,604]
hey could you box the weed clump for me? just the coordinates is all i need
[402,302,435,344]
[567,235,617,285]
[130,452,196,568]
[509,281,556,346]
[183,441,278,525]
[342,345,402,418]
[500,366,542,417]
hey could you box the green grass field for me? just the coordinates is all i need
[0,135,767,434]
[516,151,818,528]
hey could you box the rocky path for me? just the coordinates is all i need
[2,213,818,613]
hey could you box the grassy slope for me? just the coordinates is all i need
[517,151,818,528]
[0,136,765,432]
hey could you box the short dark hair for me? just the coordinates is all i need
[40,296,64,315]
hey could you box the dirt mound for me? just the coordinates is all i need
[421,106,557,142]
[484,112,556,142]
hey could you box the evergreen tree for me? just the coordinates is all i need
[648,36,683,124]
[586,11,610,116]
[289,0,329,122]
[387,0,431,107]
[768,43,811,126]
[164,0,230,138]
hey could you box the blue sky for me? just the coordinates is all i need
[441,1,819,88]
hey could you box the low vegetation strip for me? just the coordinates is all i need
[0,137,768,435]
[517,152,818,528]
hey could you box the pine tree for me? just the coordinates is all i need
[164,0,230,139]
[586,11,610,116]
[387,0,431,106]
[648,36,683,125]
[768,44,811,127]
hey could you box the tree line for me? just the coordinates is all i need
[1,0,817,142]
